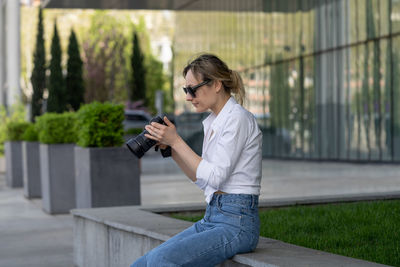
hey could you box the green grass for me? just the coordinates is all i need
[170,200,400,266]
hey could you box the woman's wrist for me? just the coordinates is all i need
[170,135,183,149]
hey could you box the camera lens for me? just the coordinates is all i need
[126,116,166,158]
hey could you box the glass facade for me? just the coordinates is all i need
[173,0,400,162]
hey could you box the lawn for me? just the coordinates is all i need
[171,200,400,266]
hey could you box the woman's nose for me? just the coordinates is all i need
[185,93,193,101]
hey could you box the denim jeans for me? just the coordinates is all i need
[130,193,260,267]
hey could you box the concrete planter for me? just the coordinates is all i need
[0,156,5,173]
[40,143,76,214]
[394,136,400,161]
[74,146,140,209]
[5,141,23,188]
[22,141,41,198]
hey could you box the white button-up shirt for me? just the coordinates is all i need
[195,97,262,203]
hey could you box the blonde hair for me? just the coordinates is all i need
[183,54,246,105]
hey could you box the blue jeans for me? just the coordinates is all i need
[131,193,260,267]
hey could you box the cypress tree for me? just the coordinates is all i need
[30,8,45,121]
[130,32,146,104]
[47,22,66,113]
[66,29,84,111]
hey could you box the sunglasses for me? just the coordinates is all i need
[182,80,210,98]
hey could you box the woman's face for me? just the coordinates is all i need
[184,69,218,113]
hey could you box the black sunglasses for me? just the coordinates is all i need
[182,80,210,98]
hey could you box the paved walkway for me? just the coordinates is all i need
[0,187,73,267]
[140,151,400,205]
[0,154,399,266]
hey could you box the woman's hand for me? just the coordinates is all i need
[144,116,179,147]
[146,116,201,182]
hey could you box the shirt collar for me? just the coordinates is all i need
[202,96,237,130]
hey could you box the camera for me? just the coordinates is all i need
[126,116,166,158]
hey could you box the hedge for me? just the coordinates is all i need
[76,102,124,147]
[35,112,77,144]
[6,122,31,141]
[22,123,39,142]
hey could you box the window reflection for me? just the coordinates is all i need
[173,0,400,162]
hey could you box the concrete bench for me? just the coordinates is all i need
[72,195,395,267]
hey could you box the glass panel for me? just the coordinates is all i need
[392,0,400,34]
[393,36,400,160]
[262,65,273,157]
[379,0,390,37]
[349,0,359,44]
[380,39,391,161]
[303,56,315,158]
[359,43,370,160]
[357,0,368,41]
[172,0,399,162]
[288,59,301,158]
[369,39,382,161]
[342,46,352,160]
[371,0,381,37]
[349,45,362,160]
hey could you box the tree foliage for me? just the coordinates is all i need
[47,22,66,113]
[82,12,129,103]
[30,8,45,121]
[130,32,146,104]
[66,29,84,111]
[145,55,174,114]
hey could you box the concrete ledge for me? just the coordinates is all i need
[144,191,400,214]
[72,196,393,267]
[72,206,193,267]
[258,191,400,208]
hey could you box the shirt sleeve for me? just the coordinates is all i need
[195,114,249,190]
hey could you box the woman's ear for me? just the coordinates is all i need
[214,80,223,93]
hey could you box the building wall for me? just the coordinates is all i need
[173,0,400,162]
[0,0,21,109]
[0,0,6,107]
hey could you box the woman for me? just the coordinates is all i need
[131,54,262,267]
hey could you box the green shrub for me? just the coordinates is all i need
[35,112,77,144]
[6,121,30,141]
[76,102,124,147]
[22,123,39,142]
[0,103,26,155]
[124,127,143,136]
[0,106,6,155]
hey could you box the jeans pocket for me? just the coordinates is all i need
[217,203,243,219]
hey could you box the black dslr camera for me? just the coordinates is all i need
[126,116,171,158]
